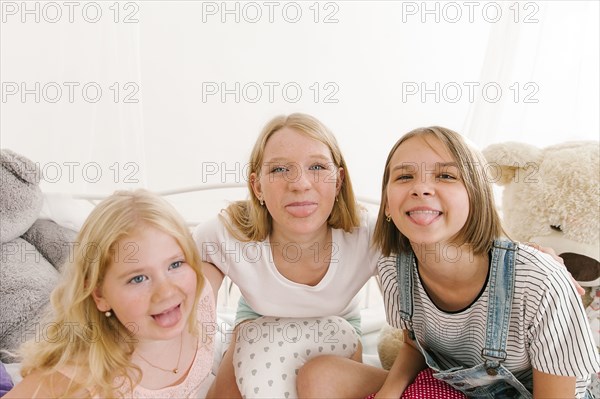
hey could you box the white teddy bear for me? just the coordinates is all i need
[483,140,599,395]
[482,140,599,291]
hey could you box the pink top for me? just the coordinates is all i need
[62,282,216,398]
[126,282,215,398]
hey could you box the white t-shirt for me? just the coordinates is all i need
[193,210,379,325]
[379,243,600,398]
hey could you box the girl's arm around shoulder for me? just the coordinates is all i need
[193,216,232,276]
[4,370,90,399]
[202,261,224,303]
[532,369,576,399]
[376,330,426,399]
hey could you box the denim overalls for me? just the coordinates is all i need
[396,240,534,398]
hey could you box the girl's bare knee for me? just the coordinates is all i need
[297,356,337,397]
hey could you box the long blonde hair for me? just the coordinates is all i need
[18,189,204,398]
[224,113,361,241]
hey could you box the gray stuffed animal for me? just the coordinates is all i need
[0,149,77,362]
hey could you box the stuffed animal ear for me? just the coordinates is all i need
[0,149,41,185]
[482,142,542,186]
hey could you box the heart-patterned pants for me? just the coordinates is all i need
[233,315,359,399]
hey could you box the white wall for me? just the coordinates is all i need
[1,1,598,222]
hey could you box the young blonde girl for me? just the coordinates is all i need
[196,113,378,398]
[5,189,216,398]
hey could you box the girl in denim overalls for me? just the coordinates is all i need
[296,127,599,399]
[370,127,599,398]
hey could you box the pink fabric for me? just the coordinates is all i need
[128,283,216,398]
[111,281,215,399]
[365,368,466,399]
[60,283,216,398]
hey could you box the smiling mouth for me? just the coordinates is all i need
[407,210,442,225]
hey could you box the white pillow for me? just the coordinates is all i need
[40,193,94,231]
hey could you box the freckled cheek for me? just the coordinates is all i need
[182,270,199,296]
[185,279,198,297]
[114,296,149,322]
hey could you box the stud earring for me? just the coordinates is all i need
[259,197,264,206]
[105,310,112,318]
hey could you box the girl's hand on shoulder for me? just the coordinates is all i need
[528,243,585,295]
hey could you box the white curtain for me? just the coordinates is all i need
[465,1,599,146]
[1,1,597,211]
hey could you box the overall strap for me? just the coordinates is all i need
[482,240,518,371]
[395,252,416,339]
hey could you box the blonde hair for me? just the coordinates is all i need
[373,126,503,256]
[224,113,360,241]
[18,189,204,398]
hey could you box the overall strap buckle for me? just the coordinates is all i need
[482,348,507,375]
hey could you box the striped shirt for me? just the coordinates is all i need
[379,244,600,398]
